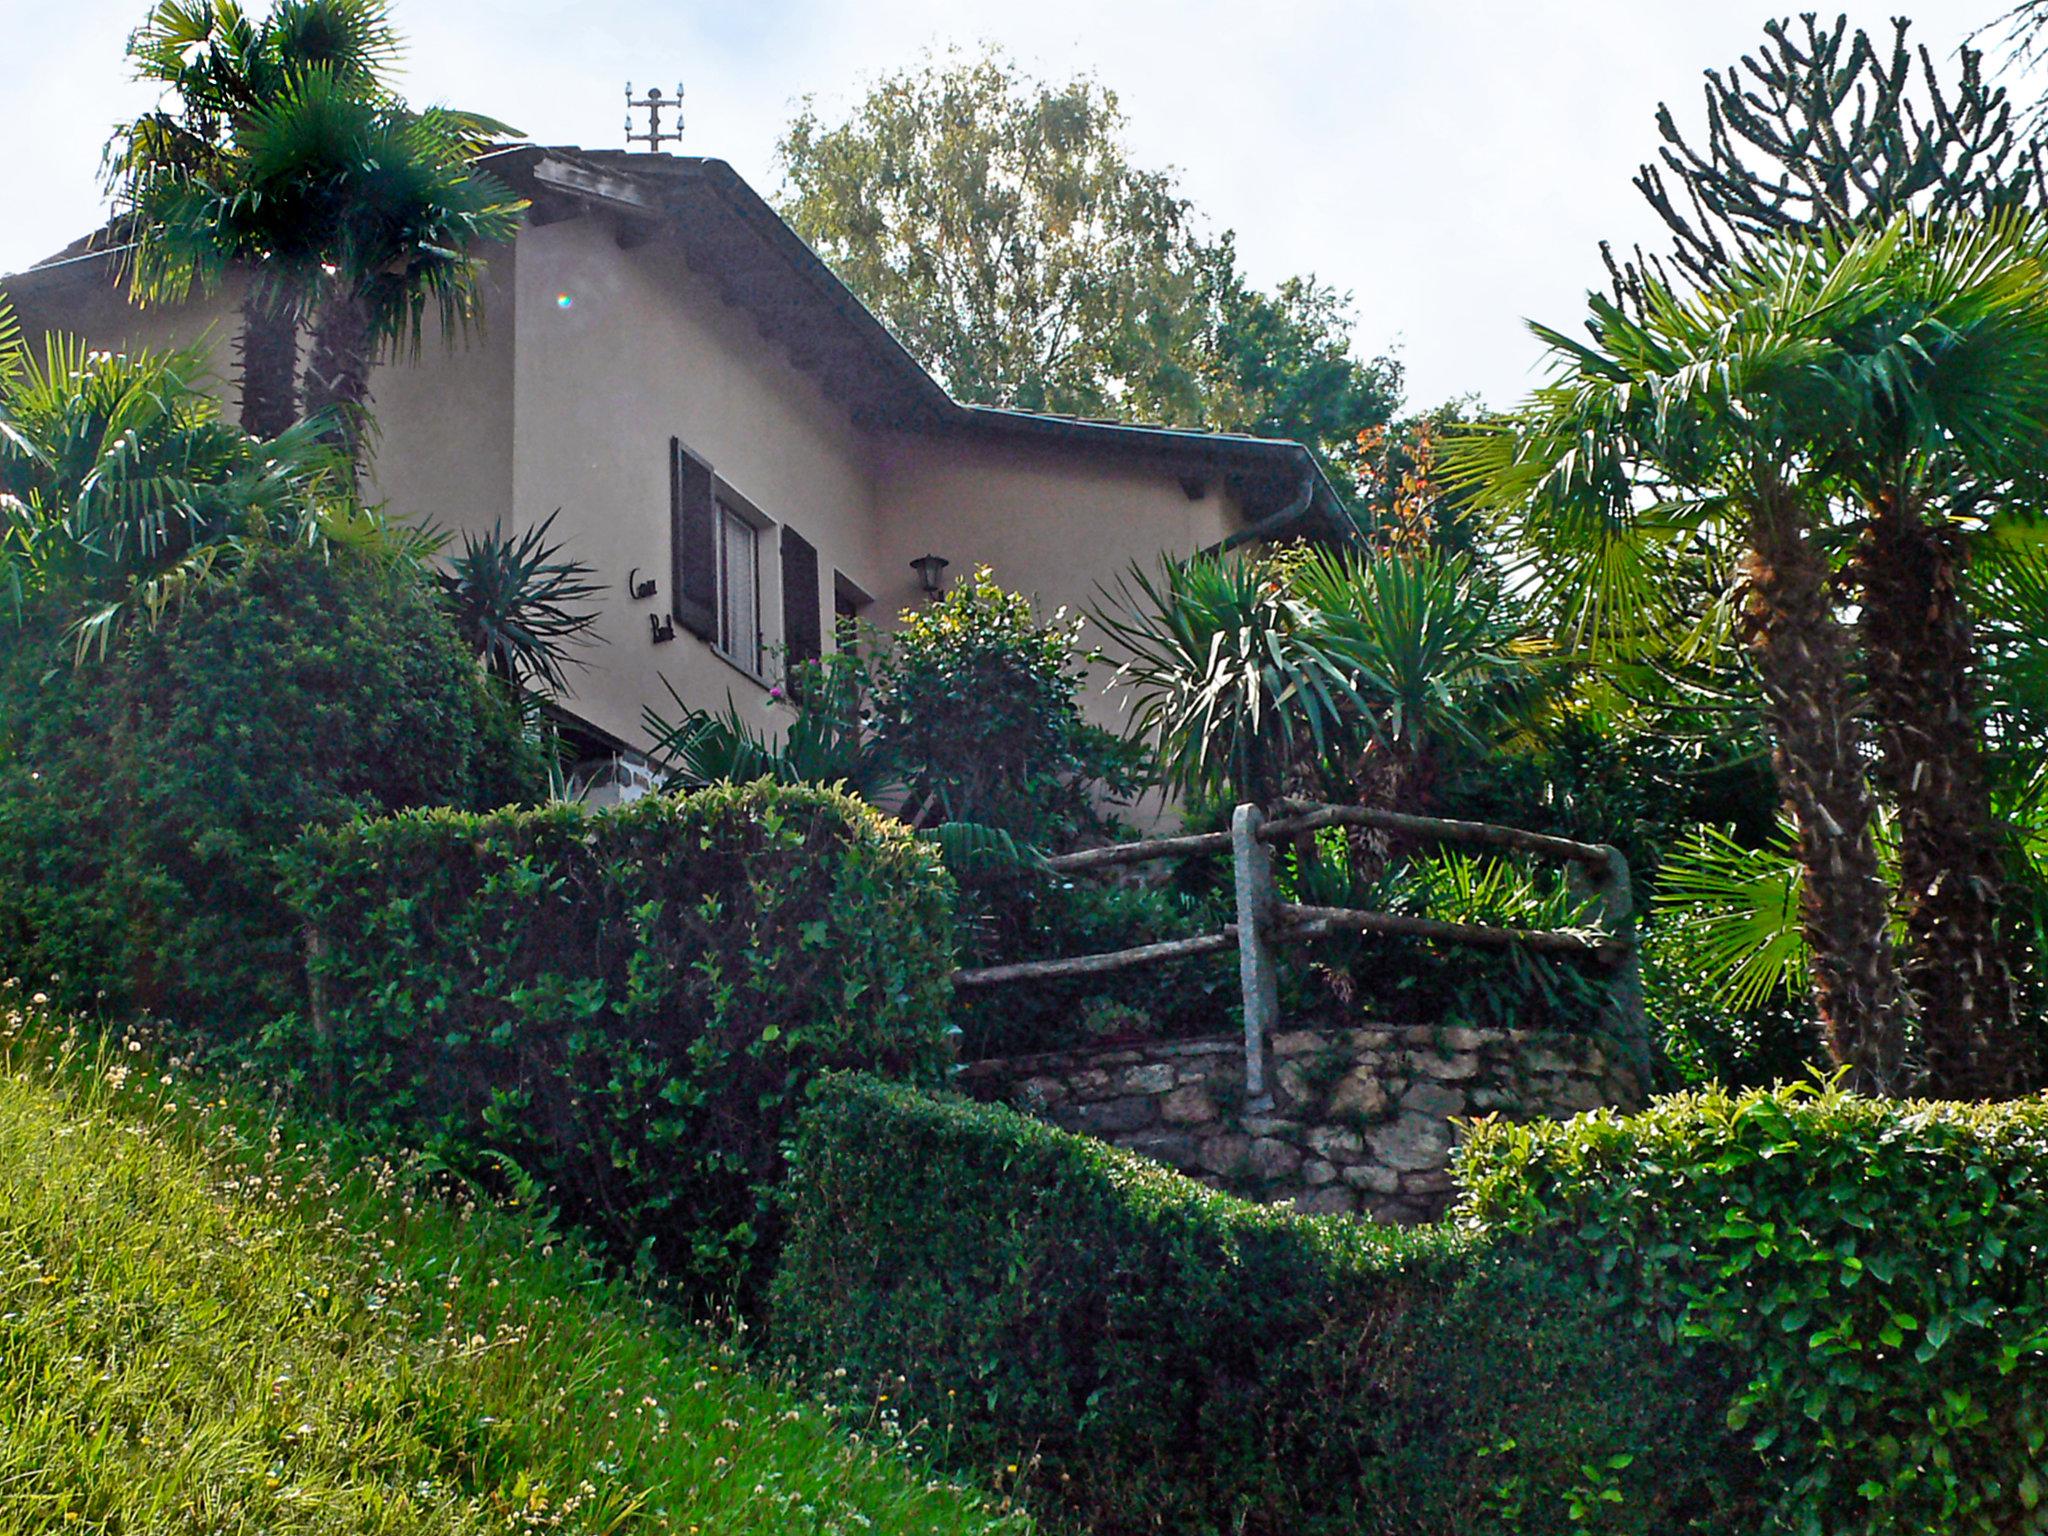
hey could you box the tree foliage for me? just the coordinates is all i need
[110,0,524,455]
[777,48,1398,495]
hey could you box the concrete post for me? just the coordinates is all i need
[1233,803,1280,1111]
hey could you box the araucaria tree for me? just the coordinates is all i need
[1598,14,2048,1097]
[1455,217,2048,1097]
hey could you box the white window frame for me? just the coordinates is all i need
[711,482,772,681]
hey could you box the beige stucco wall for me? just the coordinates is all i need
[871,433,1243,733]
[503,216,884,751]
[364,245,516,544]
[3,255,242,404]
[4,215,1259,823]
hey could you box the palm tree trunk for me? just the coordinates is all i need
[303,287,375,473]
[1743,483,1911,1094]
[1858,495,2034,1100]
[236,289,299,440]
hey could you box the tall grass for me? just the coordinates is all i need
[0,981,1030,1535]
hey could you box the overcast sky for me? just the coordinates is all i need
[0,0,2027,410]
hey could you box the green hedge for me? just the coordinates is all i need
[276,782,956,1297]
[771,1075,1726,1535]
[0,547,534,1037]
[1459,1084,2048,1536]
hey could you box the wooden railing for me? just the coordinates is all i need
[953,800,1644,1111]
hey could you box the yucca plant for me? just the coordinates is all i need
[1093,552,1388,806]
[435,510,603,692]
[1094,547,1528,812]
[644,653,899,803]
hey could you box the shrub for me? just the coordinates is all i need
[771,1075,1722,1536]
[277,782,956,1298]
[1458,1084,2048,1536]
[1639,916,1821,1089]
[950,873,1236,1058]
[0,546,534,1037]
[874,565,1137,842]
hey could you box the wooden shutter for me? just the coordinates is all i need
[780,527,823,671]
[671,438,717,640]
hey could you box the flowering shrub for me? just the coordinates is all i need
[276,781,956,1299]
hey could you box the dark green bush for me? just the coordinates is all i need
[0,547,534,1036]
[1639,917,1822,1089]
[1459,1084,2048,1536]
[772,1075,1723,1536]
[277,783,956,1298]
[873,565,1138,842]
[950,874,1236,1057]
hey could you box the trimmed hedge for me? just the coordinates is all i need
[1459,1084,2048,1536]
[276,782,956,1297]
[771,1075,1727,1536]
[0,548,534,1037]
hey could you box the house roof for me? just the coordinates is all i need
[8,145,1350,537]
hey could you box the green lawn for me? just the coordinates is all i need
[0,988,1029,1535]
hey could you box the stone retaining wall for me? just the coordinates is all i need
[956,1024,1645,1223]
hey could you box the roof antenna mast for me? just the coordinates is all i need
[625,82,685,151]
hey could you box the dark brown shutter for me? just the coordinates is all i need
[780,527,823,672]
[671,438,717,640]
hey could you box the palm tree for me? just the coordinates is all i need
[109,0,402,438]
[0,323,344,658]
[1451,233,1918,1093]
[109,0,522,464]
[1815,218,2048,1098]
[289,91,525,467]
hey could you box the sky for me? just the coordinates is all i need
[0,0,2030,411]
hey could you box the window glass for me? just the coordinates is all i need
[718,504,760,673]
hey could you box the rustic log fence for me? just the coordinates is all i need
[953,800,1646,1111]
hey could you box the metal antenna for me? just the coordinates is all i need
[625,82,685,151]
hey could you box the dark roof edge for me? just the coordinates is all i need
[10,146,1352,536]
[682,156,1350,533]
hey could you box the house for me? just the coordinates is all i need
[3,146,1345,802]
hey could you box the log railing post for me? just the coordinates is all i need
[1573,845,1650,1085]
[1233,803,1280,1111]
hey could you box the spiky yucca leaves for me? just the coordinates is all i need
[0,333,344,659]
[1094,548,1527,813]
[1093,553,1386,807]
[435,509,603,692]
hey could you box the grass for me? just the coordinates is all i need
[0,983,1031,1535]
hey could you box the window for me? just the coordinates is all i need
[670,437,770,679]
[834,571,873,650]
[716,500,762,675]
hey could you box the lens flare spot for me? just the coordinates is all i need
[555,292,574,309]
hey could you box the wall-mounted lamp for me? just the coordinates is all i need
[910,552,951,597]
